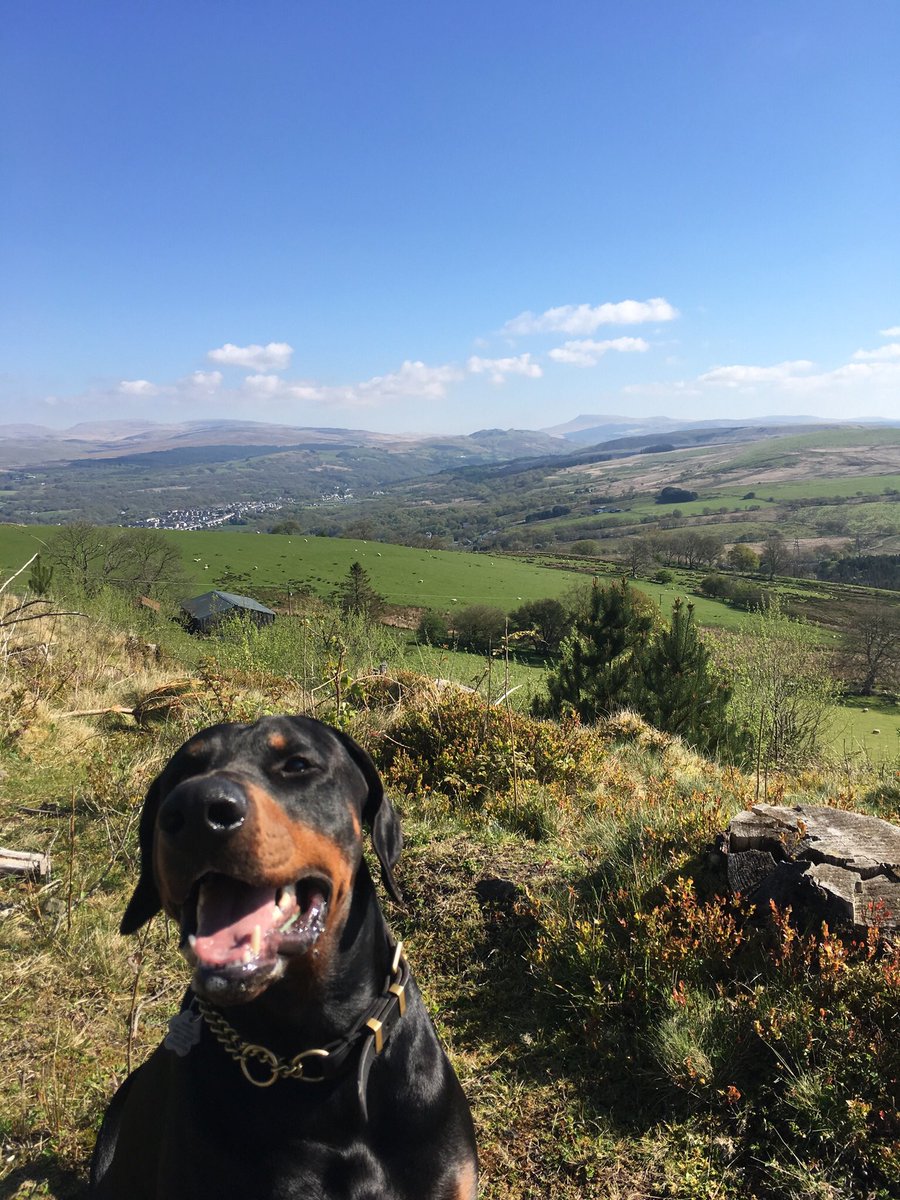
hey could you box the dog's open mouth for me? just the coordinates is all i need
[179,873,330,998]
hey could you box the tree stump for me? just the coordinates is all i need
[726,805,900,933]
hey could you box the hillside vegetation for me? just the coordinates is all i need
[1,580,899,1199]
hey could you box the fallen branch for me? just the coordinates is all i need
[59,704,135,719]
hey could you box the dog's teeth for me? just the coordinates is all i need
[250,925,262,955]
[187,934,197,949]
[272,904,283,920]
[243,946,254,963]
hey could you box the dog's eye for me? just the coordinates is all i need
[281,755,312,774]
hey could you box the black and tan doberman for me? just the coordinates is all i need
[90,715,478,1199]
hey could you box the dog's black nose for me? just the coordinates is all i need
[157,778,248,839]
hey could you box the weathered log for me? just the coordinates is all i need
[0,847,51,881]
[726,805,900,932]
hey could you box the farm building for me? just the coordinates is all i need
[180,590,276,635]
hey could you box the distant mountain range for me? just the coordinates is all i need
[539,413,899,446]
[0,414,898,529]
[2,414,898,469]
[0,420,569,468]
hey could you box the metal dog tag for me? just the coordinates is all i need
[164,1010,202,1056]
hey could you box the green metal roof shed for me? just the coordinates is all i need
[180,590,277,634]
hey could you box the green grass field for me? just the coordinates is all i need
[2,523,898,762]
[829,694,900,765]
[727,426,900,468]
[0,524,748,628]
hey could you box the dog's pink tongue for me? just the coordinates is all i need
[193,877,277,967]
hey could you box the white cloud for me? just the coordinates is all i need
[698,360,815,387]
[244,373,286,396]
[851,342,900,362]
[356,360,463,404]
[688,353,900,406]
[119,379,160,396]
[208,341,294,372]
[880,326,900,337]
[787,359,900,393]
[467,353,543,383]
[548,336,649,367]
[240,360,463,409]
[182,370,223,392]
[503,297,678,337]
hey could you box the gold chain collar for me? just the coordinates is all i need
[196,942,408,1089]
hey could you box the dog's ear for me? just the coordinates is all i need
[333,728,403,904]
[120,775,164,934]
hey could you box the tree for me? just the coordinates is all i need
[333,561,385,620]
[508,597,570,654]
[47,523,186,599]
[534,579,655,720]
[27,555,54,597]
[714,599,839,770]
[760,531,790,580]
[841,601,900,695]
[637,599,747,757]
[453,604,506,654]
[622,537,653,578]
[727,544,759,573]
[656,486,698,505]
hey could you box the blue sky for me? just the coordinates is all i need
[2,1,898,434]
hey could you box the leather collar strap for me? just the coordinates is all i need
[195,942,409,1121]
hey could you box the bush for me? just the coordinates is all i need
[416,610,450,646]
[372,688,602,805]
[453,604,507,653]
[698,574,733,600]
[536,856,900,1198]
[508,597,570,653]
[654,568,675,584]
[656,486,698,505]
[728,581,769,611]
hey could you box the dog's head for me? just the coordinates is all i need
[121,716,402,1004]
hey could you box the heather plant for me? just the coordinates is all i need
[534,830,900,1199]
[371,687,603,806]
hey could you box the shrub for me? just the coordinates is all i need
[728,581,769,611]
[416,610,450,646]
[371,688,602,805]
[508,597,570,653]
[656,486,698,505]
[536,857,900,1198]
[453,604,507,653]
[698,574,733,600]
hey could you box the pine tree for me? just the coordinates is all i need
[334,561,385,620]
[637,598,746,757]
[535,579,654,720]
